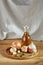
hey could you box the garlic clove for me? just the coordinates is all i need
[21,46,27,52]
[17,50,21,53]
[33,49,37,53]
[13,52,17,55]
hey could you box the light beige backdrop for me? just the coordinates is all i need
[0,0,43,40]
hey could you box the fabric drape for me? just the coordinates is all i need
[0,0,43,40]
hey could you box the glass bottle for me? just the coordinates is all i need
[22,25,32,46]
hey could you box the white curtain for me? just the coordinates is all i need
[0,0,43,40]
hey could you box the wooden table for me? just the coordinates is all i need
[0,39,43,65]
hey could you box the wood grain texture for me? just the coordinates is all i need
[0,39,43,65]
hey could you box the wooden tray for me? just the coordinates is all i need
[4,47,38,60]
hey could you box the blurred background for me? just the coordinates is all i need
[0,0,43,40]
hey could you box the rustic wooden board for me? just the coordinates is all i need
[0,39,43,65]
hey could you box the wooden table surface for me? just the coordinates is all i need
[0,39,43,65]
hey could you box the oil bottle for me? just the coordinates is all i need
[22,25,32,46]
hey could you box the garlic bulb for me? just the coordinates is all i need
[28,42,37,53]
[10,47,16,53]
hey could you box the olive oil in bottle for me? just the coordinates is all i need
[22,25,31,46]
